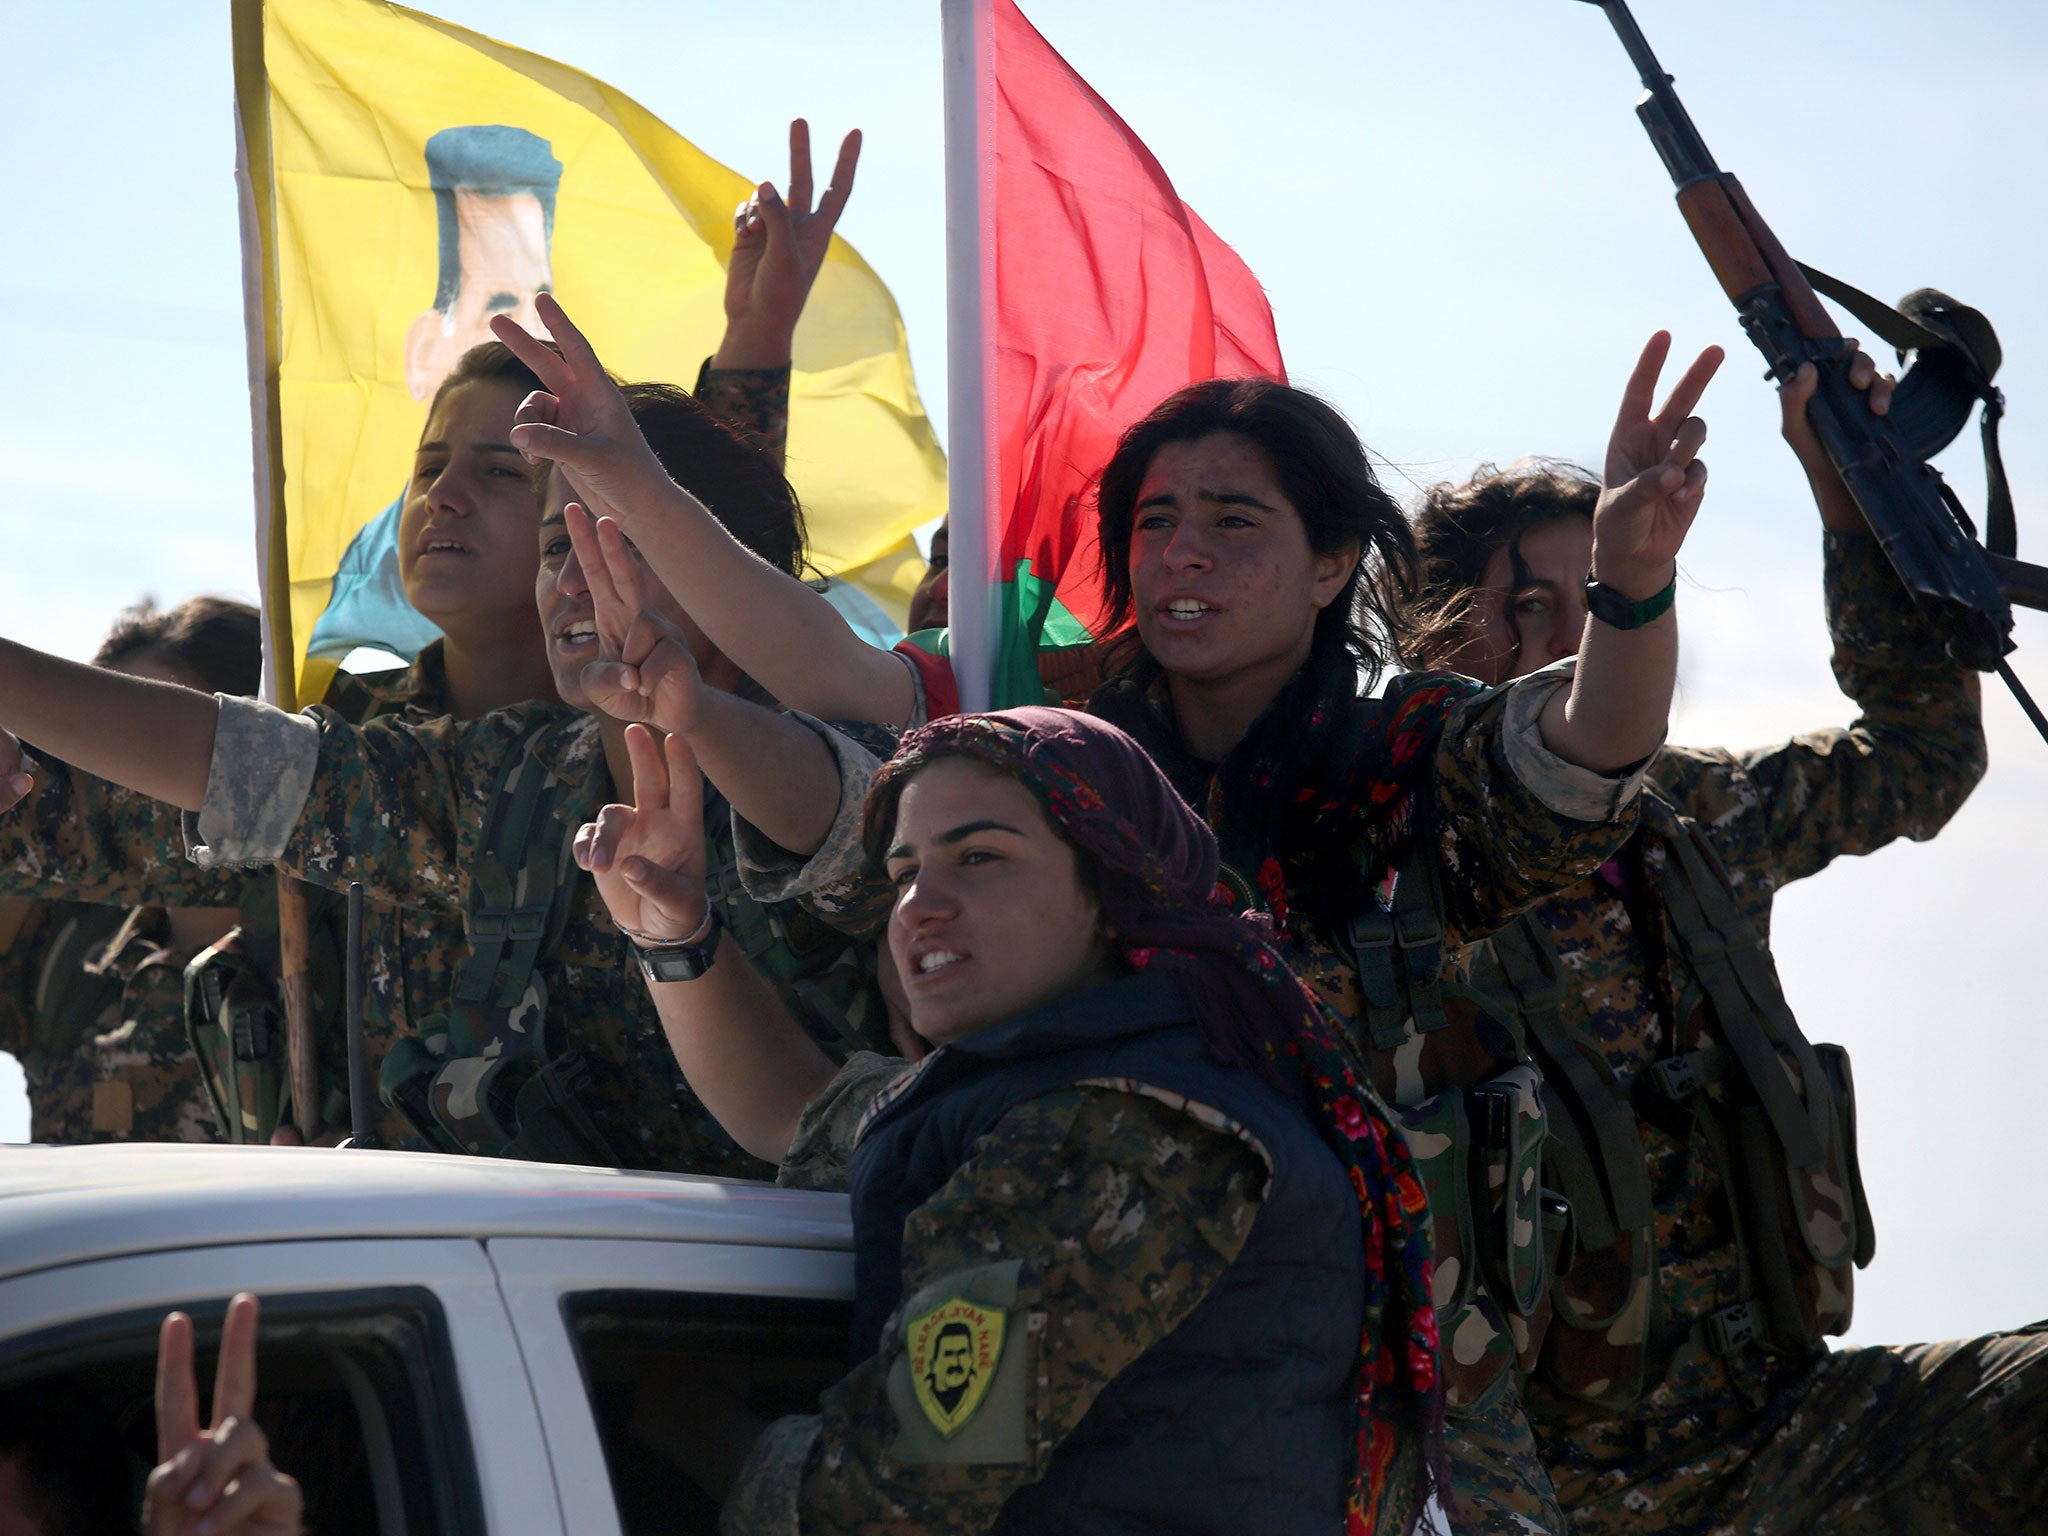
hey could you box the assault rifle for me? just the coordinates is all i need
[1578,0,2048,744]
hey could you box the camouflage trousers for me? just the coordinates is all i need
[1445,1385,1567,1535]
[1540,1325,2048,1535]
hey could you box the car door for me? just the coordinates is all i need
[0,1236,563,1536]
[488,1235,855,1536]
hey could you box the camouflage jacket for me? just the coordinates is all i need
[0,648,452,1150]
[0,761,337,1143]
[0,363,792,1151]
[0,900,219,1144]
[725,1058,1266,1536]
[188,693,889,1175]
[1512,533,1985,1447]
[739,665,1644,1418]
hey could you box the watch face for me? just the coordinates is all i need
[638,946,711,985]
[633,912,722,985]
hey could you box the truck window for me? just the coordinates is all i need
[0,1288,482,1536]
[565,1290,852,1536]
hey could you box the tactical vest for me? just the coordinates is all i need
[848,970,1364,1536]
[1469,808,1874,1411]
[1338,839,1559,1415]
[380,719,888,1167]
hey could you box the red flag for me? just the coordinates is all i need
[943,0,1286,709]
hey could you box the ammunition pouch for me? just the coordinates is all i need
[1340,812,1554,1416]
[1477,815,1874,1412]
[1346,832,1451,1053]
[379,990,621,1168]
[184,929,293,1144]
[1394,1062,1553,1415]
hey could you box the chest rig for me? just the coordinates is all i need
[1218,810,1556,1417]
[380,718,887,1167]
[378,717,616,1165]
[1472,803,1873,1410]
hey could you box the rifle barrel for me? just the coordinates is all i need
[1582,0,1722,181]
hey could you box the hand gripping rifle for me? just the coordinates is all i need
[1579,0,2048,745]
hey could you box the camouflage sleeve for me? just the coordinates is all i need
[695,360,791,470]
[757,1086,1265,1536]
[0,751,250,908]
[734,715,898,938]
[1431,661,1645,946]
[776,1051,918,1192]
[187,696,321,870]
[195,699,544,913]
[1649,532,1986,892]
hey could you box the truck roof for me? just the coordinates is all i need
[0,1144,852,1283]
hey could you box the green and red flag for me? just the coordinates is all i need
[934,0,1285,713]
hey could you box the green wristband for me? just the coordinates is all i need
[1583,572,1677,630]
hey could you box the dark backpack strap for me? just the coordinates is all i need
[1656,828,1827,1168]
[453,721,574,1019]
[1346,812,1449,1052]
[1491,917,1656,1253]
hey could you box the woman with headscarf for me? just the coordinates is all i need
[563,705,1442,1535]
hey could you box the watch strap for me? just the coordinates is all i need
[1583,572,1677,630]
[631,906,725,984]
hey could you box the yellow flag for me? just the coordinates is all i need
[232,0,945,707]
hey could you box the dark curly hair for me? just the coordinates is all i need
[1094,378,1417,688]
[93,595,262,696]
[1406,458,1598,671]
[621,382,808,579]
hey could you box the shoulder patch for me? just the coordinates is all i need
[886,1258,1029,1466]
[906,1298,1007,1438]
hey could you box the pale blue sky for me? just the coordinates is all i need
[3,0,2044,1345]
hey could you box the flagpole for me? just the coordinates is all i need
[233,0,321,1143]
[942,0,995,714]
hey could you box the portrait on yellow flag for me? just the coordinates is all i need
[234,0,945,706]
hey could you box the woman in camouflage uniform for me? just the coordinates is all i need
[572,704,1442,1534]
[0,597,263,1145]
[1406,354,2045,1534]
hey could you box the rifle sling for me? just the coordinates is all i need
[454,721,567,1013]
[1491,918,1655,1252]
[1657,830,1826,1168]
[1796,261,2014,556]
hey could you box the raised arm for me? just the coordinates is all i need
[568,504,852,855]
[1653,348,1984,885]
[575,725,838,1162]
[144,1294,301,1536]
[1540,331,1724,772]
[0,641,217,809]
[493,298,917,728]
[712,119,860,374]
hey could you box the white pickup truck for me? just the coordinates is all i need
[0,1143,856,1535]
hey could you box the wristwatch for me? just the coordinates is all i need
[628,907,725,984]
[1583,571,1677,630]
